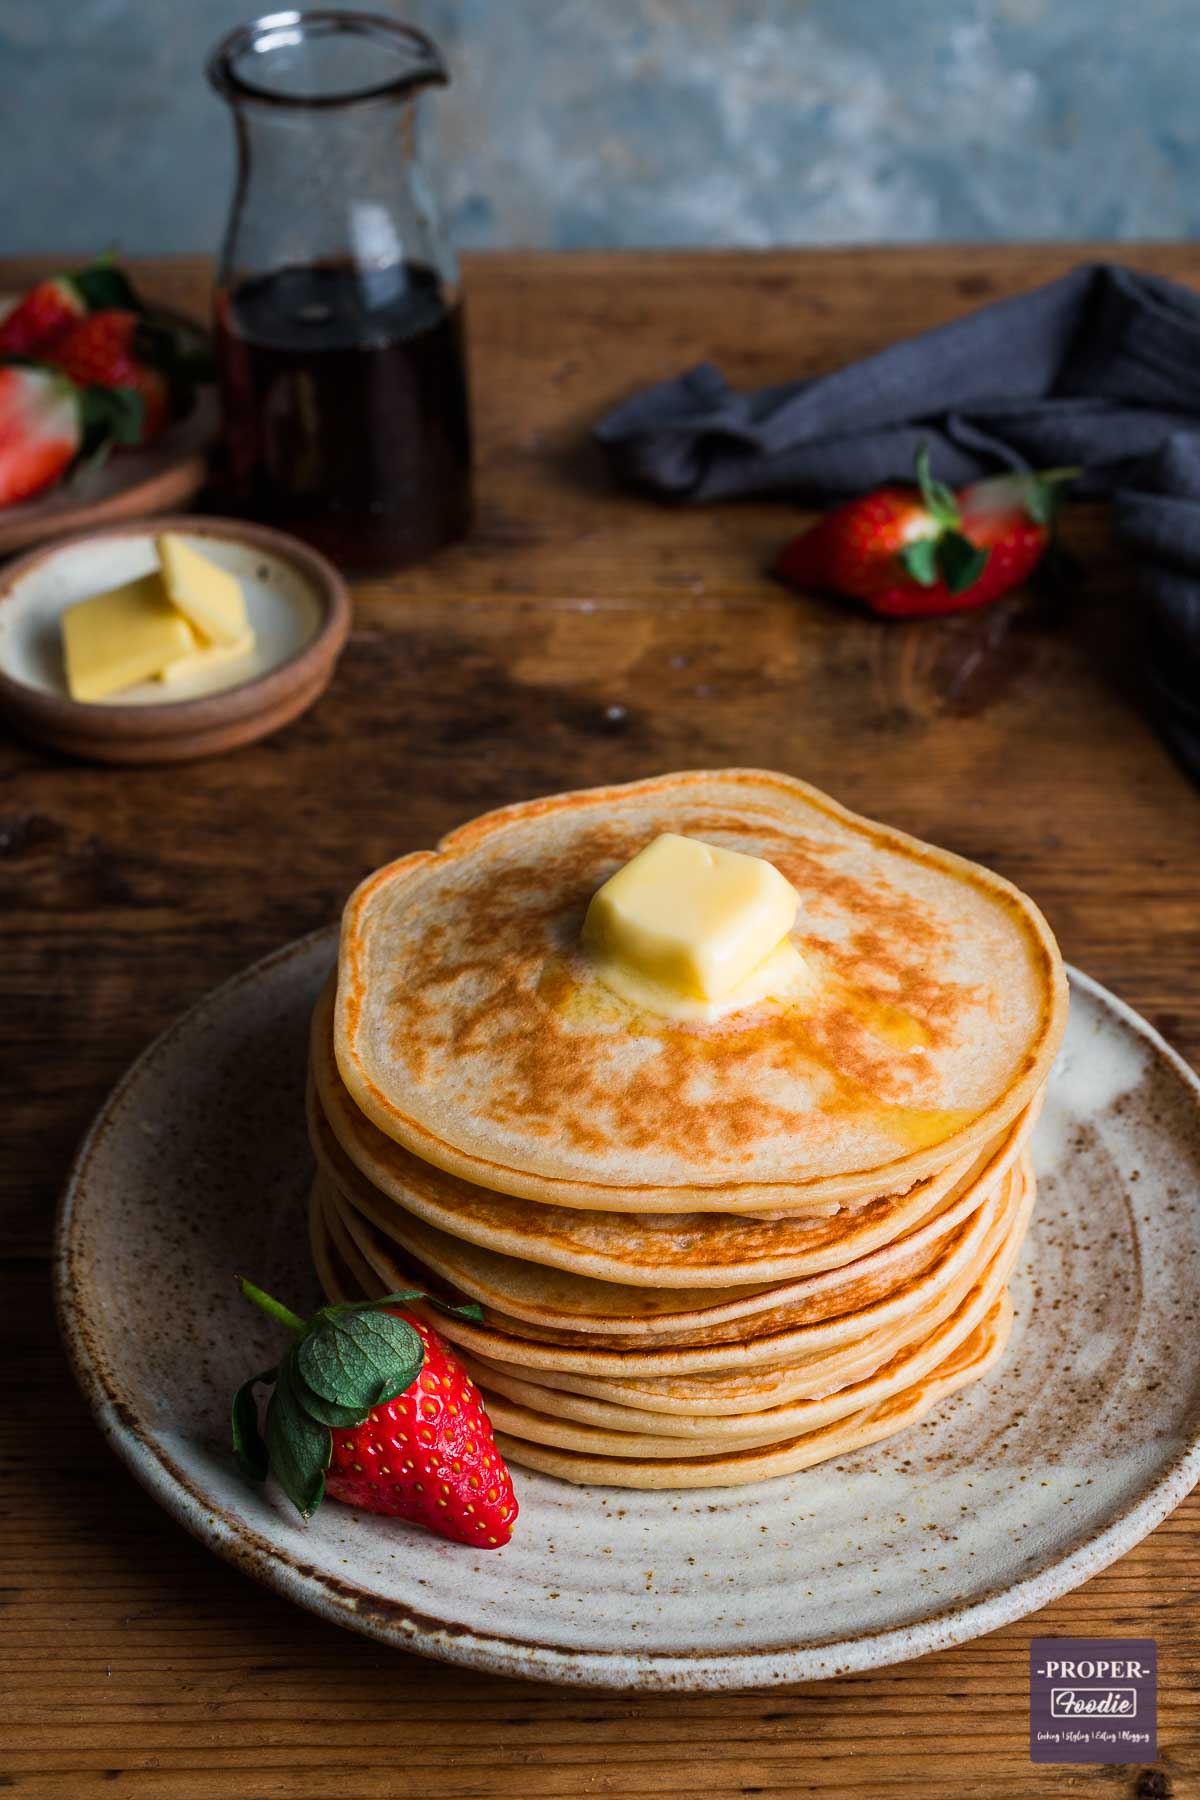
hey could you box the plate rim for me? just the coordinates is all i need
[53,934,1200,1690]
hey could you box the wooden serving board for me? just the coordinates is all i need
[3,245,1198,1798]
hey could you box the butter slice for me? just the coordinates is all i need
[62,573,196,702]
[160,627,256,686]
[156,534,248,647]
[583,833,800,1010]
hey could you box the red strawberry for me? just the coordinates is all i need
[0,277,86,357]
[0,366,81,505]
[326,1310,517,1546]
[233,1281,518,1550]
[0,259,142,357]
[775,448,1076,619]
[48,309,170,446]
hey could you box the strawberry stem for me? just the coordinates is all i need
[914,443,961,529]
[238,1278,306,1336]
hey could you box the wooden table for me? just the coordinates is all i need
[5,246,1199,1799]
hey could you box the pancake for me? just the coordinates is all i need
[315,1154,1025,1380]
[309,1177,358,1305]
[310,1160,1033,1416]
[313,980,1041,1284]
[318,1158,1027,1420]
[334,770,1066,1212]
[308,1173,1016,1487]
[491,1297,1014,1488]
[314,1086,1036,1341]
[318,1171,386,1300]
[470,1161,1028,1426]
[476,1212,1020,1455]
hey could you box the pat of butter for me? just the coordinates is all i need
[160,627,256,686]
[156,534,248,647]
[62,573,196,703]
[582,833,801,1016]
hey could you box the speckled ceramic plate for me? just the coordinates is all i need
[54,930,1200,1689]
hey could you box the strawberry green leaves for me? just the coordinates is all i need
[897,535,938,587]
[296,1309,424,1419]
[70,259,144,316]
[933,531,989,595]
[898,526,989,595]
[901,444,992,594]
[79,384,146,455]
[231,1368,273,1483]
[1007,466,1078,528]
[232,1280,485,1521]
[265,1360,332,1518]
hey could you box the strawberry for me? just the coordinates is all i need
[325,1312,517,1545]
[0,259,142,358]
[0,366,81,505]
[774,448,1076,619]
[0,278,86,357]
[233,1280,518,1549]
[48,309,170,446]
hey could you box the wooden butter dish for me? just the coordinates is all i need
[0,515,351,764]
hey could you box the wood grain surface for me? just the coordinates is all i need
[4,245,1199,1799]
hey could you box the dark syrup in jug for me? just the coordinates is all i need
[216,261,472,572]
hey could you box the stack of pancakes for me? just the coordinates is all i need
[307,770,1067,1490]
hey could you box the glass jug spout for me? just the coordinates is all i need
[208,10,447,111]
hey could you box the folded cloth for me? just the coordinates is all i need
[595,263,1200,501]
[595,260,1200,780]
[1114,435,1200,781]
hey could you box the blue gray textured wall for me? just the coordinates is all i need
[2,1,1197,254]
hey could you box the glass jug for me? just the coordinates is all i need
[208,11,472,573]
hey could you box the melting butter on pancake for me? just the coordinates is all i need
[581,830,807,1021]
[335,770,1066,1213]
